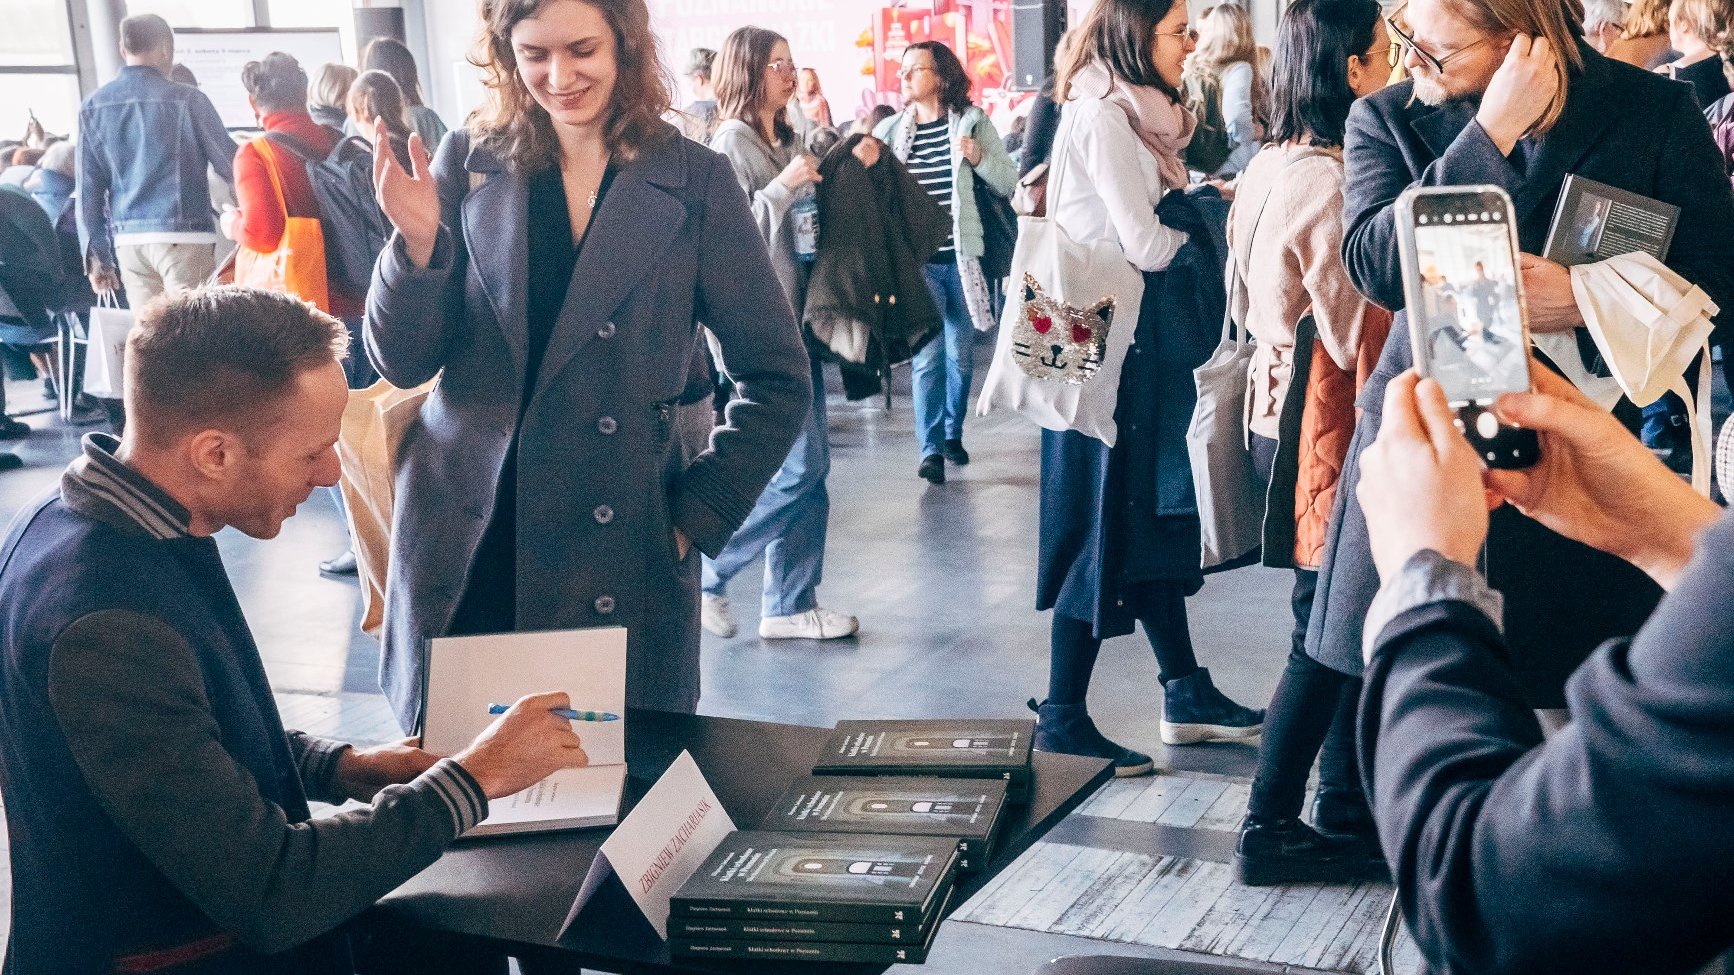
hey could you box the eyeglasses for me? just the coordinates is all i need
[897,65,936,80]
[766,58,797,74]
[1154,25,1199,43]
[1365,42,1397,68]
[1385,15,1490,74]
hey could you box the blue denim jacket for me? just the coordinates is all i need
[75,66,236,269]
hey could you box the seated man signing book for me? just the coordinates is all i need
[0,286,591,974]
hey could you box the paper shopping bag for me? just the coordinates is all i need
[336,377,436,638]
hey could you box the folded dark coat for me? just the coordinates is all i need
[803,133,949,394]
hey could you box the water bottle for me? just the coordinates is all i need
[792,184,819,262]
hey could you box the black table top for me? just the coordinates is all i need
[371,709,1111,974]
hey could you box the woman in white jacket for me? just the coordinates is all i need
[1029,0,1264,776]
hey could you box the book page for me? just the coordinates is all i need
[421,627,627,767]
[477,764,628,831]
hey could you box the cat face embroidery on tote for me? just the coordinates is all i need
[1011,273,1116,385]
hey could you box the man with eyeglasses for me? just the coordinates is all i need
[1301,0,1734,965]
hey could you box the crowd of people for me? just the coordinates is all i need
[1,0,1734,970]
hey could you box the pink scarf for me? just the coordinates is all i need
[1067,60,1195,189]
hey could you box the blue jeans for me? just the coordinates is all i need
[913,260,974,457]
[703,350,831,617]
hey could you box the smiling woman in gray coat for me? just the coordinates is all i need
[366,0,809,730]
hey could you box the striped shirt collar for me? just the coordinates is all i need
[61,433,195,540]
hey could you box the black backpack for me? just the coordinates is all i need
[1182,72,1234,176]
[265,131,390,294]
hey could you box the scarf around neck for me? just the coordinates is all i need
[1067,59,1195,189]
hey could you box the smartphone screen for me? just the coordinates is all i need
[1399,187,1539,468]
[1405,193,1529,404]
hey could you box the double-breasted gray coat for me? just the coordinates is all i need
[365,124,810,731]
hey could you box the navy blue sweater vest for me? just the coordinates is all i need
[0,494,341,974]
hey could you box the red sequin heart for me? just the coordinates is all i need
[1032,314,1053,334]
[1071,324,1093,344]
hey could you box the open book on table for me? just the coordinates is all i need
[418,627,628,837]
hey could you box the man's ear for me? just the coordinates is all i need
[186,429,241,483]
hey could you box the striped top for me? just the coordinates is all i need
[907,117,956,258]
[61,432,194,540]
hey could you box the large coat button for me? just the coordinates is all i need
[593,505,614,524]
[597,416,618,435]
[594,596,616,614]
[597,322,617,339]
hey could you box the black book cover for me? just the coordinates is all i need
[667,915,929,945]
[669,830,959,924]
[761,775,1008,872]
[670,886,955,964]
[811,719,1034,798]
[1542,174,1679,267]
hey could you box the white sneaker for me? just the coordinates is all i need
[701,593,737,638]
[758,607,860,640]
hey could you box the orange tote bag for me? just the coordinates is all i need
[233,137,331,312]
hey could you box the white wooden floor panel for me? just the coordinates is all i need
[953,840,1426,974]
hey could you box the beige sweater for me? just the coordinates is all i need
[1227,143,1379,439]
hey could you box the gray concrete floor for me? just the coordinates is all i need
[0,345,1315,972]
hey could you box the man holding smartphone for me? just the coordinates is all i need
[1305,0,1734,711]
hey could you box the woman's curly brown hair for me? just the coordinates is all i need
[468,0,674,172]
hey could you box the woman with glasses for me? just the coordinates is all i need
[699,26,867,641]
[1223,0,1395,887]
[366,0,810,730]
[1182,2,1268,178]
[1028,0,1264,777]
[873,41,1017,485]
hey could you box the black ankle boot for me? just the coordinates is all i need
[1235,816,1379,886]
[1029,698,1154,777]
[1312,785,1376,838]
[1160,668,1265,745]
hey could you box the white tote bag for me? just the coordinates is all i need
[974,111,1146,446]
[82,292,133,400]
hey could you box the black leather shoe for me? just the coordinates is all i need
[0,417,30,440]
[943,438,970,465]
[1235,817,1376,886]
[0,453,22,472]
[918,454,945,484]
[319,550,359,576]
[1312,785,1376,838]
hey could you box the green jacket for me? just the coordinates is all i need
[874,105,1017,260]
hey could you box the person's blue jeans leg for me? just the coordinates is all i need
[915,260,972,457]
[702,350,831,617]
[937,265,974,444]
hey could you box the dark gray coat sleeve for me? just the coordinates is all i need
[364,132,471,387]
[1651,83,1734,316]
[46,609,488,955]
[1340,101,1522,312]
[1358,514,1734,974]
[675,153,811,555]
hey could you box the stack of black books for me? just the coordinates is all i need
[763,775,1010,874]
[669,831,960,963]
[811,718,1036,803]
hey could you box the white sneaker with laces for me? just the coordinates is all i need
[758,607,860,640]
[701,593,737,638]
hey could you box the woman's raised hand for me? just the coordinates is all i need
[373,126,442,270]
[776,152,822,191]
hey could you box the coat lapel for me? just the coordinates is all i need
[529,137,688,396]
[1510,50,1617,222]
[1408,99,1479,163]
[462,145,529,380]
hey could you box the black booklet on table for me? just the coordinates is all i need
[669,830,960,925]
[669,887,955,964]
[1542,174,1678,267]
[811,719,1034,802]
[762,775,1009,873]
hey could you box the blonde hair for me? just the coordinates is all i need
[1626,0,1672,37]
[1189,2,1259,77]
[1441,0,1583,135]
[1669,0,1734,53]
[311,63,357,112]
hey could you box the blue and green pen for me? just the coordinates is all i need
[487,704,620,722]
